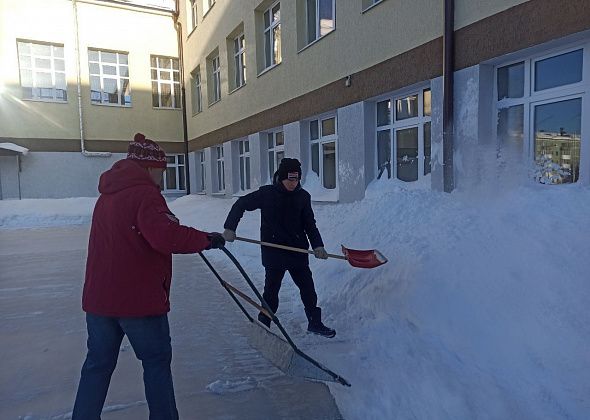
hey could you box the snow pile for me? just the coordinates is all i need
[1,178,589,419]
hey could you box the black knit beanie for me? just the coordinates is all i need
[276,158,302,182]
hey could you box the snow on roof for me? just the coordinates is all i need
[0,143,29,155]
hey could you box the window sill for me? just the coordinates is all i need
[202,3,215,19]
[212,191,226,197]
[152,106,182,111]
[297,29,335,54]
[197,191,207,195]
[91,102,132,108]
[362,0,385,14]
[22,98,68,104]
[192,109,203,117]
[228,83,246,95]
[257,62,281,78]
[208,98,221,108]
[187,25,198,40]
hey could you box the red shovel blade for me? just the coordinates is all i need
[341,245,388,269]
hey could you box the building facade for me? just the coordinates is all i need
[1,0,589,201]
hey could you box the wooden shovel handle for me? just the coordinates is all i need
[235,236,347,260]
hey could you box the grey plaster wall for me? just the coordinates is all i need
[0,156,20,200]
[430,76,445,192]
[248,132,266,188]
[337,102,366,203]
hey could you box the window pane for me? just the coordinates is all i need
[19,54,31,68]
[423,89,431,116]
[101,51,117,63]
[319,0,334,36]
[152,82,159,107]
[307,0,317,43]
[88,50,99,61]
[17,42,31,54]
[377,100,390,126]
[535,50,583,92]
[102,65,117,76]
[54,46,64,58]
[179,166,186,190]
[396,127,418,182]
[322,142,336,189]
[32,43,51,56]
[310,120,319,140]
[497,62,524,100]
[20,69,32,87]
[161,83,172,107]
[534,98,581,184]
[178,154,184,164]
[35,58,51,69]
[311,143,319,176]
[55,59,65,71]
[246,157,251,189]
[166,167,177,189]
[497,105,524,160]
[272,3,280,21]
[321,117,335,136]
[119,54,128,65]
[276,131,284,145]
[240,157,245,190]
[276,151,284,168]
[396,95,418,120]
[121,79,131,105]
[273,25,281,64]
[377,130,391,179]
[264,30,271,67]
[424,122,431,175]
[264,10,270,29]
[269,151,275,179]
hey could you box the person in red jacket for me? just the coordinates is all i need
[72,133,225,420]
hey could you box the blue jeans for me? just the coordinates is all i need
[73,313,179,420]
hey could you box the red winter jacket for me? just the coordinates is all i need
[82,159,211,317]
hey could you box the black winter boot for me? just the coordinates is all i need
[257,312,271,328]
[305,308,336,338]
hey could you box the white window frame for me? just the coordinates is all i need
[212,55,221,103]
[17,40,67,102]
[309,114,338,189]
[362,0,385,13]
[163,154,186,192]
[376,87,432,181]
[190,0,198,30]
[215,145,225,192]
[88,49,131,107]
[203,0,215,16]
[238,139,251,191]
[267,130,285,181]
[234,33,246,89]
[198,150,206,193]
[306,0,335,45]
[493,43,589,184]
[263,2,281,69]
[151,56,180,109]
[191,67,202,114]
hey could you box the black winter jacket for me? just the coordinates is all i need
[224,183,324,269]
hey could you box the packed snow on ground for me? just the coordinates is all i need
[1,174,589,420]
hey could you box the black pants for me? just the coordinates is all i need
[262,266,318,316]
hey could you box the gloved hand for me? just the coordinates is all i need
[223,229,236,242]
[206,232,226,250]
[313,246,328,260]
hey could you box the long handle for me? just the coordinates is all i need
[235,236,347,260]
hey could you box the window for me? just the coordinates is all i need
[238,140,251,191]
[234,33,246,89]
[310,116,337,189]
[190,0,198,30]
[362,0,384,12]
[305,0,335,45]
[215,145,225,192]
[17,41,66,102]
[208,53,221,104]
[88,49,130,106]
[495,47,585,184]
[151,56,180,109]
[163,155,186,192]
[376,88,432,181]
[267,130,285,181]
[190,66,202,114]
[203,0,215,15]
[198,150,206,192]
[263,2,281,69]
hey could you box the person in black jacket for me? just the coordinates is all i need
[222,158,335,338]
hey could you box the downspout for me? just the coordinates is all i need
[442,0,455,192]
[72,0,110,157]
[173,0,191,195]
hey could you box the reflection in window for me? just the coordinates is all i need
[17,41,67,102]
[163,154,186,191]
[395,94,418,120]
[377,130,391,179]
[264,2,281,69]
[88,49,130,106]
[396,127,418,182]
[238,140,251,191]
[377,99,391,126]
[497,61,524,100]
[535,49,583,92]
[423,89,432,116]
[534,98,581,184]
[306,0,335,44]
[497,105,524,158]
[322,142,336,189]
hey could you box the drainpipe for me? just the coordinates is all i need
[442,0,454,192]
[173,0,191,195]
[72,0,110,157]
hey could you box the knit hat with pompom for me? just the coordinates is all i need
[127,133,167,168]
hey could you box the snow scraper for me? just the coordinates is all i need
[199,248,351,387]
[235,236,388,269]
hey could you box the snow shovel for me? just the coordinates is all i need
[235,236,388,269]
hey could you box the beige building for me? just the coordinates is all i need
[1,0,589,200]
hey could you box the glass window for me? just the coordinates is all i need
[535,50,583,92]
[267,131,284,181]
[497,105,524,158]
[216,145,225,191]
[199,151,206,192]
[190,0,198,30]
[423,89,431,117]
[162,155,186,192]
[88,49,131,106]
[210,54,221,103]
[321,117,336,136]
[203,0,215,15]
[310,116,337,188]
[311,143,319,176]
[395,94,418,120]
[322,142,336,189]
[151,56,180,109]
[377,100,391,126]
[310,120,319,140]
[238,140,251,191]
[263,2,281,69]
[396,127,418,182]
[534,98,581,184]
[191,67,202,114]
[377,130,391,179]
[234,33,246,89]
[306,0,334,44]
[424,122,431,175]
[17,41,67,102]
[497,61,525,100]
